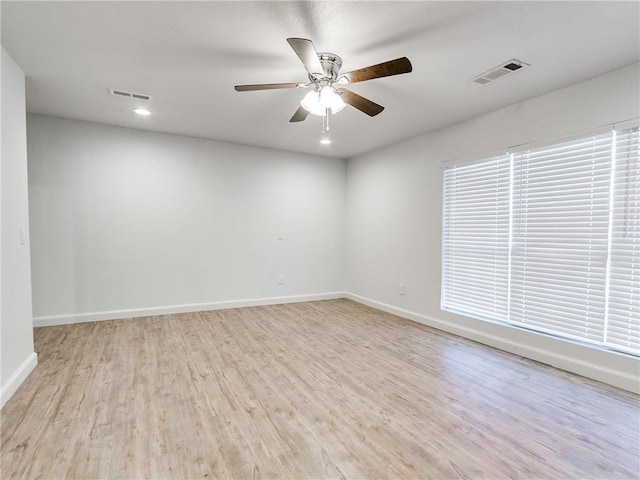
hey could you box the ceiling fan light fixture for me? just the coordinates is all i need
[300,88,346,116]
[235,38,412,125]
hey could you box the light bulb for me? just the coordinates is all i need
[320,138,331,145]
[134,108,151,116]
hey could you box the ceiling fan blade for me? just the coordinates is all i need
[234,82,301,92]
[342,57,412,84]
[290,105,310,123]
[287,38,324,78]
[338,89,385,117]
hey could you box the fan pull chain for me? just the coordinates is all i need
[322,108,331,134]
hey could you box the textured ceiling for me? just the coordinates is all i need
[2,1,639,159]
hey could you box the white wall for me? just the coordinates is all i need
[27,115,346,324]
[346,63,640,393]
[1,47,37,408]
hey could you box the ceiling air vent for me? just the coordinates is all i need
[109,88,152,101]
[472,59,529,85]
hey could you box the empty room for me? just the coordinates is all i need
[1,1,639,478]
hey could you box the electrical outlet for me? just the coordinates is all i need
[399,283,406,296]
[253,291,261,298]
[277,274,284,285]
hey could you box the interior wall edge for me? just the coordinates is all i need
[1,46,36,410]
[32,291,348,328]
[345,292,640,394]
[0,352,37,410]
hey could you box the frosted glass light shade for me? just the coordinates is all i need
[300,88,346,116]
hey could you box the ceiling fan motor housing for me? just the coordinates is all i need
[315,53,342,81]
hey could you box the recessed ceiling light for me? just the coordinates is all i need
[133,108,151,116]
[320,138,331,145]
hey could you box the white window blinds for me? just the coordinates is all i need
[510,134,613,342]
[442,126,639,357]
[607,127,639,354]
[442,156,510,322]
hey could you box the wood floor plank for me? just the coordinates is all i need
[1,299,638,479]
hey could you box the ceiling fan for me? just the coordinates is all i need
[234,38,412,126]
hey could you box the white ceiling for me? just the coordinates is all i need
[2,1,639,159]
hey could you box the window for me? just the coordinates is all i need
[442,126,639,356]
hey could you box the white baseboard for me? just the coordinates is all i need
[345,293,640,394]
[1,352,38,409]
[33,292,347,327]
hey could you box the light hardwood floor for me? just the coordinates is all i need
[1,299,638,479]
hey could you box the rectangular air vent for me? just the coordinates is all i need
[109,88,152,101]
[472,59,529,85]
